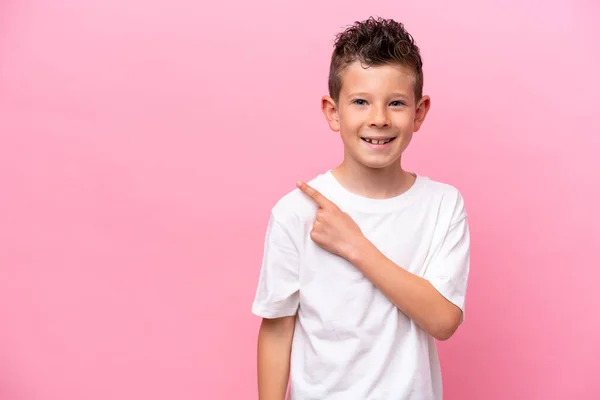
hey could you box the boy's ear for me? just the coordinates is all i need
[321,96,340,132]
[413,95,431,133]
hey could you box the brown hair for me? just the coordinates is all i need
[328,17,424,104]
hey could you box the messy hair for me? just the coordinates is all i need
[328,17,424,103]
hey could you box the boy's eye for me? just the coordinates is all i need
[390,101,405,107]
[353,99,367,106]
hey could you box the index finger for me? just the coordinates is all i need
[296,181,331,208]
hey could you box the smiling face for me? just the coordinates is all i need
[322,61,431,172]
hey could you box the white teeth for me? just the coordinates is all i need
[365,138,392,145]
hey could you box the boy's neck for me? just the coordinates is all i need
[331,159,416,200]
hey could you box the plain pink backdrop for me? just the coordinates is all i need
[1,0,599,399]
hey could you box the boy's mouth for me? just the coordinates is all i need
[361,137,396,145]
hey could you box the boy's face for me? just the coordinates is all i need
[322,61,430,171]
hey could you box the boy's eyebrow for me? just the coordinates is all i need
[390,92,410,99]
[346,92,371,98]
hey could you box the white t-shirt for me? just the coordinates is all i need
[252,170,470,400]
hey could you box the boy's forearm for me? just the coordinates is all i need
[257,317,295,400]
[348,239,462,341]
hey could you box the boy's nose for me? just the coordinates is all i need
[369,106,390,128]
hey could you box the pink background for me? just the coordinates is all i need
[1,0,599,399]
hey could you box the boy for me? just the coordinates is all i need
[252,17,470,400]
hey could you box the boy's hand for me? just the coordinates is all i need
[297,180,366,260]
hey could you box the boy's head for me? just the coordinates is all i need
[328,17,424,105]
[322,17,431,171]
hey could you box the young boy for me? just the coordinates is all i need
[252,17,470,400]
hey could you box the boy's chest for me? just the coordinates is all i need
[298,209,439,291]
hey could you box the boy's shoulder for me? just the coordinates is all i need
[420,175,465,200]
[269,172,329,225]
[419,175,468,220]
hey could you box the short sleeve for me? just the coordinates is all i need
[251,212,300,319]
[423,194,471,322]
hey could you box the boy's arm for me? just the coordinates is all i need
[257,316,296,400]
[252,210,301,399]
[347,241,463,341]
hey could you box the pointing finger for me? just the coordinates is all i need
[296,181,332,208]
